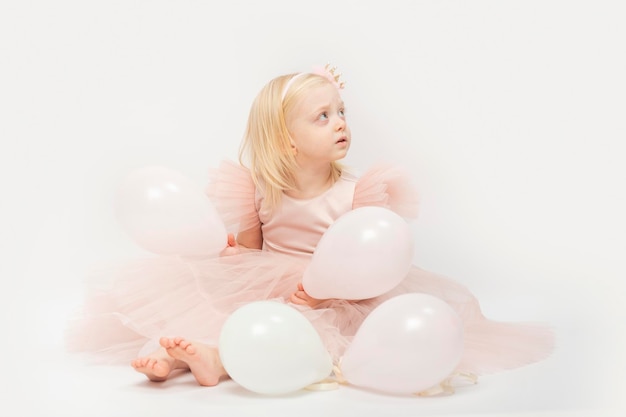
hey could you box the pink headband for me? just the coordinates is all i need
[281,64,345,102]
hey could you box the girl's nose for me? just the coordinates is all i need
[335,116,346,131]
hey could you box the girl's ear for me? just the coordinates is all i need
[289,136,298,155]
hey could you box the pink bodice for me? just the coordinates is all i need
[256,172,357,259]
[207,160,419,260]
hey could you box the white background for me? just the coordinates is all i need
[1,1,624,416]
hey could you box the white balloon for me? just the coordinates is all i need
[115,166,227,257]
[340,293,464,394]
[302,206,414,300]
[219,301,333,395]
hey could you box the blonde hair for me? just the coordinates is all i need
[239,73,342,211]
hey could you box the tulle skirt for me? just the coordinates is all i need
[65,250,554,376]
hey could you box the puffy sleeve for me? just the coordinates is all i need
[353,164,419,219]
[206,160,261,234]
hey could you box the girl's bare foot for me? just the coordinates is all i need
[130,347,188,382]
[160,337,228,386]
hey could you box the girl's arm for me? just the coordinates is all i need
[236,223,263,250]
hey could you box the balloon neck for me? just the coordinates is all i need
[413,372,478,397]
[332,363,347,384]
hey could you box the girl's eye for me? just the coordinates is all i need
[319,112,328,120]
[339,109,345,117]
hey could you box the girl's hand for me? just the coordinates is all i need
[219,233,241,257]
[290,282,326,308]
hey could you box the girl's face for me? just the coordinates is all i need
[286,82,351,167]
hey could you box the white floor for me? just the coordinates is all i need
[3,268,624,417]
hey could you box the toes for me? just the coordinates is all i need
[160,337,200,356]
[131,357,154,370]
[159,337,173,348]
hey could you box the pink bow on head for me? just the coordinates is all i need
[311,64,345,90]
[281,64,345,101]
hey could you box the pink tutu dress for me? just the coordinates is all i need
[66,161,553,378]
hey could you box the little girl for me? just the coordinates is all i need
[66,65,553,390]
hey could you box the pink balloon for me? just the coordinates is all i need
[302,206,414,300]
[340,293,464,394]
[115,166,227,257]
